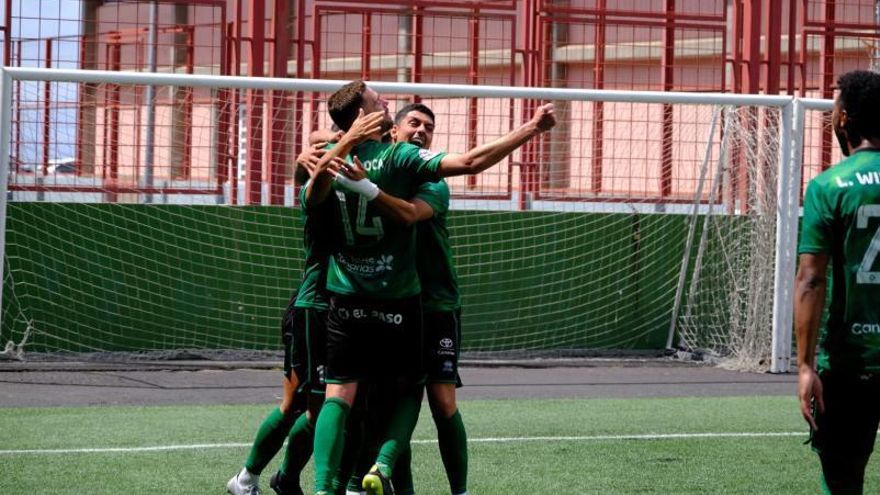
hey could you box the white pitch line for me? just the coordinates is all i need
[0,443,252,455]
[0,432,806,455]
[457,432,805,443]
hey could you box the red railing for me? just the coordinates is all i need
[3,0,877,205]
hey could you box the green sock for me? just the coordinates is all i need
[391,444,415,495]
[374,388,422,478]
[435,409,468,494]
[244,407,298,475]
[313,397,351,492]
[279,412,314,484]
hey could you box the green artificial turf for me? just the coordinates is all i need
[0,396,870,494]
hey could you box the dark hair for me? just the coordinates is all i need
[328,80,367,131]
[837,70,880,145]
[394,102,435,125]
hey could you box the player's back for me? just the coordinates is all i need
[326,140,445,299]
[802,149,880,372]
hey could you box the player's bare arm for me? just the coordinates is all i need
[335,156,434,226]
[795,252,829,430]
[436,103,556,177]
[304,109,385,207]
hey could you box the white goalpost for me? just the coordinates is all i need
[0,67,823,372]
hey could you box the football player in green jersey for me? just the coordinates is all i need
[390,103,467,495]
[228,144,337,495]
[334,103,468,495]
[306,80,555,495]
[796,69,880,495]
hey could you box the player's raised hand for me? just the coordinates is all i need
[337,156,369,181]
[531,103,556,132]
[326,157,346,175]
[345,108,385,145]
[798,367,824,430]
[332,156,379,199]
[296,146,326,177]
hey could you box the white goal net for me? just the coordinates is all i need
[0,68,808,371]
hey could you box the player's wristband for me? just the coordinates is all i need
[334,174,380,200]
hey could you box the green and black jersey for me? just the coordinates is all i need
[415,179,461,312]
[799,149,880,373]
[324,140,446,298]
[294,186,339,311]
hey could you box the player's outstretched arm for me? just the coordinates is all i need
[334,156,435,226]
[794,252,829,430]
[436,103,556,178]
[304,109,385,207]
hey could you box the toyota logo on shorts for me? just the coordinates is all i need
[439,338,454,349]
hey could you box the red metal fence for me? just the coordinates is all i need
[3,0,879,205]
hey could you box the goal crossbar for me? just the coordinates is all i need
[4,67,796,107]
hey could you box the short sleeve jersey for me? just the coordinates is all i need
[799,149,880,373]
[294,186,339,310]
[326,141,446,298]
[415,179,461,312]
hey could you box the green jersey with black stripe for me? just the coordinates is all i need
[415,179,461,312]
[326,140,446,298]
[295,187,339,310]
[799,149,880,373]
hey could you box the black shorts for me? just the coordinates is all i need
[424,309,463,386]
[811,370,880,459]
[283,306,328,394]
[325,294,424,384]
